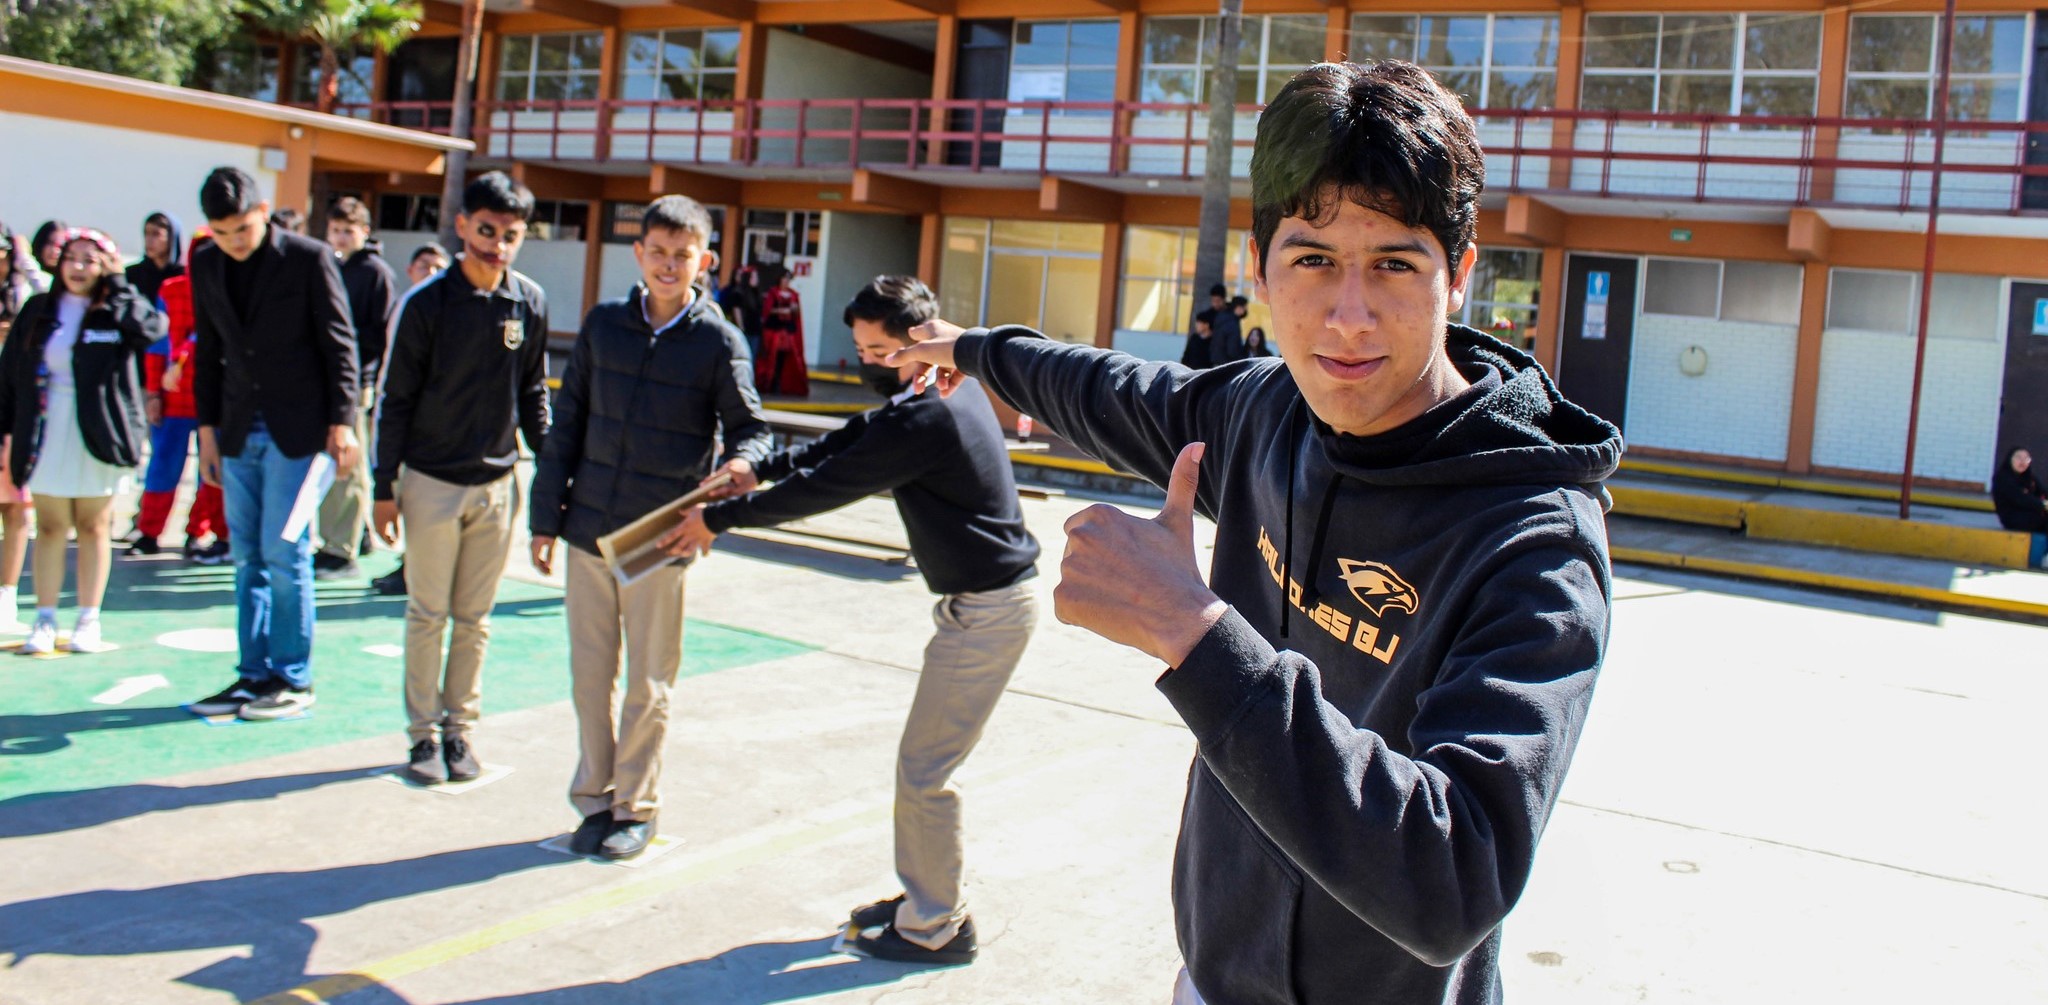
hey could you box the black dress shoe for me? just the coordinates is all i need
[850,894,906,930]
[442,736,481,782]
[598,818,654,860]
[569,811,613,856]
[851,918,978,965]
[405,740,446,785]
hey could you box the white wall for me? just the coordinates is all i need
[760,30,930,167]
[1625,313,1798,462]
[817,210,921,368]
[0,110,279,255]
[509,240,587,334]
[597,243,643,309]
[372,229,441,295]
[1811,326,2006,483]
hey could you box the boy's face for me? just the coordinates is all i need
[409,252,448,284]
[207,205,271,262]
[457,209,528,273]
[327,219,369,257]
[635,226,711,301]
[851,318,916,379]
[144,223,170,260]
[1251,192,1475,438]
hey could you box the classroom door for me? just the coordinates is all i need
[1997,282,2048,465]
[1557,255,1639,432]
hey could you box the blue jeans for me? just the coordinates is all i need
[222,426,318,689]
[144,416,196,494]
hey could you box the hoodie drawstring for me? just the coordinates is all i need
[1278,403,1343,637]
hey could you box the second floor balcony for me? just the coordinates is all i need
[336,97,2048,218]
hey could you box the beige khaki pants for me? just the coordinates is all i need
[399,468,518,743]
[565,544,687,823]
[318,405,374,561]
[893,580,1038,949]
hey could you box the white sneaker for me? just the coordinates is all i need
[19,615,58,655]
[62,618,106,653]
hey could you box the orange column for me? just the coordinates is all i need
[581,199,605,331]
[1096,223,1124,348]
[1325,5,1348,62]
[918,212,943,286]
[1783,260,1831,473]
[1535,243,1566,374]
[733,20,771,163]
[596,24,621,161]
[927,15,959,167]
[1547,3,1584,191]
[1809,7,1850,204]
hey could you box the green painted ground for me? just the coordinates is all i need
[0,552,815,803]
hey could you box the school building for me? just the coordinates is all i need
[27,0,2048,490]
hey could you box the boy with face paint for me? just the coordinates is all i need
[661,275,1040,964]
[889,61,1622,1004]
[529,195,771,861]
[373,172,550,785]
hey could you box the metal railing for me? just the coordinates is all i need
[318,97,2048,215]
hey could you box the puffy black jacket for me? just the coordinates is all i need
[530,286,773,553]
[0,280,167,485]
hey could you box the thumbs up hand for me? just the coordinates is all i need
[1053,442,1229,667]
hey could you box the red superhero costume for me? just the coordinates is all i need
[755,279,808,397]
[136,269,228,545]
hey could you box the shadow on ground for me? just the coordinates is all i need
[0,766,379,838]
[442,936,957,1004]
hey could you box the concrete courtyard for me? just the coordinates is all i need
[0,489,2042,1004]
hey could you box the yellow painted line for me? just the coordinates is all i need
[1013,452,1121,476]
[764,401,868,415]
[1620,458,1992,513]
[1743,501,2031,569]
[807,369,862,385]
[1611,546,2048,621]
[1608,486,1745,529]
[248,740,1127,1005]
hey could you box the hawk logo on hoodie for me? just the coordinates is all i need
[1339,559,1419,618]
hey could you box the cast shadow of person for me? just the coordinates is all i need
[0,840,560,1002]
[0,704,191,757]
[448,935,959,1004]
[0,765,380,839]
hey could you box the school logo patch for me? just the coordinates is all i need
[1338,559,1419,618]
[501,317,526,350]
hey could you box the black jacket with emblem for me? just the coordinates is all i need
[529,285,772,554]
[956,323,1623,1005]
[191,224,359,459]
[374,261,550,501]
[0,280,167,485]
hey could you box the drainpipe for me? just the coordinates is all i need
[1900,0,1957,519]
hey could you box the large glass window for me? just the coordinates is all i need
[1118,225,1271,337]
[1825,270,2002,338]
[1846,14,2028,124]
[1645,257,1803,324]
[1581,13,1822,124]
[1349,15,1559,108]
[498,32,605,102]
[1140,14,1327,108]
[620,28,740,103]
[1456,249,1544,345]
[944,219,1105,344]
[1008,20,1118,115]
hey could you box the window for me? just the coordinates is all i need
[377,194,440,233]
[944,218,1105,344]
[1008,20,1118,114]
[498,32,605,102]
[1581,13,1821,124]
[1456,249,1543,344]
[620,28,740,103]
[528,200,590,242]
[290,45,376,112]
[1846,14,2028,125]
[1140,14,1327,108]
[1646,257,1803,323]
[1349,15,1559,109]
[1827,269,1915,334]
[1118,225,1271,337]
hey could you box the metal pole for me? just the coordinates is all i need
[1900,0,1956,519]
[437,0,485,250]
[1192,0,1244,318]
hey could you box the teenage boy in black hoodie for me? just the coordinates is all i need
[890,61,1623,1004]
[374,172,550,784]
[318,196,398,580]
[661,275,1039,965]
[528,195,771,860]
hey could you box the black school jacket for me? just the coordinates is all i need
[191,225,360,459]
[958,324,1623,1005]
[0,281,167,484]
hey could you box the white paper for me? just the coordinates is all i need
[281,453,337,543]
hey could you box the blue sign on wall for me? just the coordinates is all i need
[2033,297,2048,336]
[1583,271,1611,341]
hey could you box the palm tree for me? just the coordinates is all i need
[250,0,422,115]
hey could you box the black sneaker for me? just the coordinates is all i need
[372,563,407,596]
[443,735,480,782]
[128,534,161,556]
[851,918,978,965]
[850,894,906,930]
[599,818,654,860]
[239,686,315,720]
[568,811,613,856]
[312,554,361,580]
[187,677,266,716]
[405,739,446,785]
[193,539,232,566]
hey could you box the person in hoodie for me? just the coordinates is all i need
[528,194,771,861]
[373,172,550,786]
[0,228,166,655]
[132,232,231,563]
[889,60,1622,1005]
[124,212,185,305]
[1991,446,2048,568]
[660,275,1040,966]
[318,196,397,581]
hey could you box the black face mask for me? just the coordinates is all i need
[860,362,909,397]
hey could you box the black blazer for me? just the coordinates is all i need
[192,224,359,459]
[0,280,166,485]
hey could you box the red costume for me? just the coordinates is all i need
[755,281,809,397]
[136,270,227,543]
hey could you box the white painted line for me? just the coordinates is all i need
[155,627,240,652]
[92,674,170,705]
[363,644,405,658]
[534,831,683,869]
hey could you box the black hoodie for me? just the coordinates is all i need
[956,323,1623,1005]
[1991,460,2047,533]
[123,211,185,305]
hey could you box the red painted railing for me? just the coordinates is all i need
[321,97,2048,214]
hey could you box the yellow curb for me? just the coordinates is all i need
[1610,546,2048,621]
[1620,458,1992,513]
